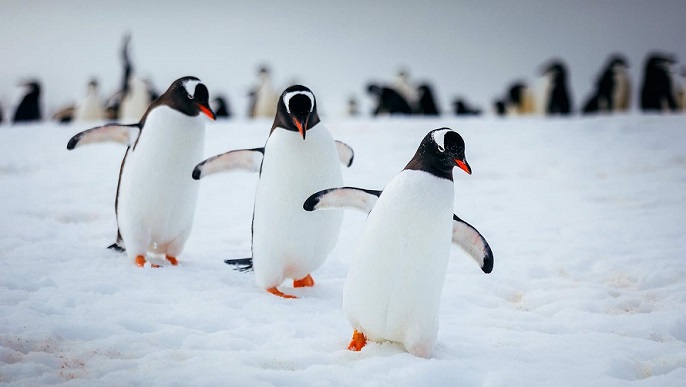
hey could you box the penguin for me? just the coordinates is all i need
[541,60,573,115]
[120,76,152,122]
[367,84,413,116]
[506,82,536,115]
[248,66,278,118]
[303,128,493,358]
[192,85,354,298]
[391,69,419,110]
[582,55,631,114]
[67,76,216,267]
[452,98,481,116]
[212,96,231,118]
[640,53,677,112]
[12,81,42,123]
[416,84,440,115]
[75,79,106,122]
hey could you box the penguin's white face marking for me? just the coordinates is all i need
[431,128,452,152]
[283,91,315,114]
[183,79,202,100]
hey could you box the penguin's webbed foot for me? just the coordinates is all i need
[135,255,161,268]
[165,256,178,266]
[348,330,367,351]
[293,274,315,288]
[267,287,298,299]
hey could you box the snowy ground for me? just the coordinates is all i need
[1,115,685,386]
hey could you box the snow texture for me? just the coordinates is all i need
[1,115,686,385]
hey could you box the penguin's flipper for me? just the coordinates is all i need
[452,214,493,274]
[192,147,265,180]
[66,123,141,150]
[224,258,254,272]
[303,187,381,214]
[335,140,355,167]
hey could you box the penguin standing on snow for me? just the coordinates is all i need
[12,81,42,123]
[75,79,106,122]
[640,53,677,112]
[193,85,354,298]
[304,128,493,358]
[541,60,572,115]
[582,55,631,114]
[248,66,278,118]
[67,76,216,267]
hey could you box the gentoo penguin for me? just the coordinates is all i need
[367,84,413,116]
[541,60,573,115]
[452,98,481,116]
[120,76,152,122]
[303,128,493,358]
[416,84,440,115]
[391,69,419,110]
[75,79,106,122]
[640,53,677,112]
[67,76,216,267]
[212,96,231,118]
[193,85,354,298]
[582,55,631,114]
[506,82,536,115]
[12,81,42,123]
[248,66,278,118]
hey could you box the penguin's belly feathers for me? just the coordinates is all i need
[118,106,205,254]
[252,124,343,287]
[343,170,453,353]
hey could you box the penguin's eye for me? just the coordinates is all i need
[437,144,445,153]
[187,93,194,100]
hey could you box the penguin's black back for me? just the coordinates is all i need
[13,82,42,123]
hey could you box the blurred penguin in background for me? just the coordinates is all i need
[75,79,106,122]
[346,96,359,117]
[541,60,573,115]
[12,80,42,123]
[493,100,507,116]
[582,55,631,114]
[391,69,419,111]
[120,76,152,122]
[416,84,440,115]
[678,67,686,112]
[452,98,481,116]
[212,96,231,118]
[367,84,413,116]
[506,82,536,115]
[640,53,677,112]
[248,66,278,118]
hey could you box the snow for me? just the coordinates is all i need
[1,115,686,385]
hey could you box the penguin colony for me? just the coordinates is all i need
[67,78,493,357]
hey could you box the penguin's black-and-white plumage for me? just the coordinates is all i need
[75,79,106,122]
[506,82,536,115]
[67,76,216,267]
[12,81,42,123]
[248,66,278,119]
[640,53,677,112]
[193,85,354,298]
[541,60,573,115]
[582,55,631,114]
[416,84,440,115]
[367,84,413,116]
[304,128,492,358]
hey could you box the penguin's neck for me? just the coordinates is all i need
[404,149,453,181]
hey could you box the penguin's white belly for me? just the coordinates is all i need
[342,170,453,356]
[76,94,104,122]
[252,125,343,288]
[118,107,205,256]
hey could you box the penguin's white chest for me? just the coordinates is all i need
[118,106,205,255]
[252,125,343,288]
[342,170,453,356]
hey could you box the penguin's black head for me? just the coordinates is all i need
[160,76,216,120]
[608,54,628,69]
[645,54,676,73]
[405,128,471,180]
[541,60,568,82]
[273,84,320,140]
[21,81,41,95]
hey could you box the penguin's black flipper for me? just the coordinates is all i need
[107,243,126,253]
[452,214,493,274]
[192,147,265,180]
[303,187,382,214]
[224,258,254,272]
[335,141,355,167]
[67,123,141,150]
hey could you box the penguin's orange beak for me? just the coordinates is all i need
[292,117,307,140]
[455,158,472,175]
[198,103,216,121]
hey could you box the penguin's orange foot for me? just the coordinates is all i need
[348,330,367,351]
[135,256,161,268]
[293,274,315,288]
[165,256,178,266]
[267,287,298,299]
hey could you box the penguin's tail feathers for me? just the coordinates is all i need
[224,258,253,272]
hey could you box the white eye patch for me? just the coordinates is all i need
[283,91,315,114]
[183,79,201,99]
[432,128,452,152]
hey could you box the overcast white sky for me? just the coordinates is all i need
[1,0,685,117]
